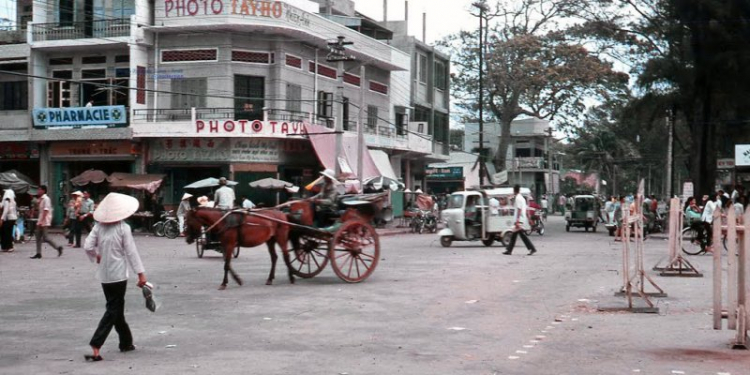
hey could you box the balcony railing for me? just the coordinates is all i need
[0,26,27,44]
[31,18,131,42]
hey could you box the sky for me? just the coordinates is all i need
[355,0,478,44]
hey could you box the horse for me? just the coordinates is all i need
[185,207,295,290]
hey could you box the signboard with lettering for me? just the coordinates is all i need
[195,119,307,137]
[33,106,128,129]
[159,0,312,28]
[49,141,136,157]
[717,158,735,169]
[736,145,750,167]
[149,138,310,164]
[0,143,39,159]
[492,170,508,185]
[426,167,463,180]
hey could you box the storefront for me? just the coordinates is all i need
[147,137,318,207]
[0,142,40,208]
[425,166,465,195]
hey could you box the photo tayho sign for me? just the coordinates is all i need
[736,145,750,167]
[33,106,128,129]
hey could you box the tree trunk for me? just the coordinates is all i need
[494,110,514,174]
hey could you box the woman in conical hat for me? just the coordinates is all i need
[83,193,148,362]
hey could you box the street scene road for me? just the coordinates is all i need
[1,215,748,375]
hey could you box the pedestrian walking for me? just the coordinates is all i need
[541,195,548,219]
[30,185,63,259]
[503,185,537,256]
[177,193,192,235]
[84,193,148,362]
[214,177,235,210]
[71,191,84,248]
[1,189,18,252]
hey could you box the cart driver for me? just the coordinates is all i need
[214,177,235,210]
[312,169,340,226]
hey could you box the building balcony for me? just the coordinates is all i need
[0,26,27,44]
[30,18,131,43]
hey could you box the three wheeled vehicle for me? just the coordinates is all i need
[565,194,600,232]
[437,188,531,248]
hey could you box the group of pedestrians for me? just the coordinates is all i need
[683,185,748,248]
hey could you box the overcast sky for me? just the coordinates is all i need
[355,0,478,44]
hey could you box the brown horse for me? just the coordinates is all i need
[185,207,295,290]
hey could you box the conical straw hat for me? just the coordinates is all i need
[181,193,193,200]
[93,193,139,224]
[71,191,83,196]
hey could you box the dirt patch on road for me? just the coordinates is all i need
[649,348,749,363]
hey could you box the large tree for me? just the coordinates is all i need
[441,0,628,172]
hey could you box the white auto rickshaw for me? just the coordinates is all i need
[438,188,531,248]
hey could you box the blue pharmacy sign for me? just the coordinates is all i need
[33,106,128,129]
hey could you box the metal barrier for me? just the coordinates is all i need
[712,208,749,349]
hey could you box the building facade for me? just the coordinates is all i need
[0,0,449,222]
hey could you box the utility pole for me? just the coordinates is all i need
[666,110,674,198]
[357,65,366,188]
[545,127,553,194]
[473,1,486,185]
[327,36,355,177]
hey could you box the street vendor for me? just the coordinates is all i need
[214,177,235,210]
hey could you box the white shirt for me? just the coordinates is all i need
[541,198,548,209]
[214,186,236,209]
[701,201,717,223]
[734,202,745,217]
[489,197,500,215]
[84,221,145,284]
[514,193,528,224]
[242,199,255,209]
[1,198,17,221]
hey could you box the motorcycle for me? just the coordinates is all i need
[525,208,545,236]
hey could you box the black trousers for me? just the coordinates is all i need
[506,229,536,253]
[1,219,15,250]
[72,219,83,247]
[90,280,133,350]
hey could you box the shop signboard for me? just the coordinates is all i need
[0,143,39,159]
[194,119,307,138]
[33,106,128,129]
[717,158,735,169]
[736,145,750,166]
[149,138,310,164]
[49,141,136,157]
[426,166,463,180]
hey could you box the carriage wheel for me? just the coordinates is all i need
[328,221,380,283]
[196,240,205,258]
[286,235,329,278]
[233,245,240,258]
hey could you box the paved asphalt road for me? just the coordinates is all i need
[1,216,748,375]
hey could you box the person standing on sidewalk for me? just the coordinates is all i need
[80,191,95,232]
[30,185,63,259]
[1,189,18,252]
[70,191,84,248]
[84,193,148,362]
[503,185,537,256]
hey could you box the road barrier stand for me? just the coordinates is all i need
[653,197,702,277]
[712,208,749,349]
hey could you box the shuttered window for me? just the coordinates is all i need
[286,84,301,113]
[171,78,207,109]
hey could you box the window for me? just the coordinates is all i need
[162,49,217,63]
[434,112,449,143]
[232,51,274,64]
[59,0,74,27]
[285,54,302,69]
[317,91,333,118]
[0,81,28,110]
[285,84,301,113]
[171,77,207,109]
[342,97,350,130]
[395,112,406,135]
[81,69,106,79]
[418,53,428,84]
[435,61,448,90]
[49,57,73,65]
[309,62,337,79]
[369,81,388,95]
[48,71,72,108]
[234,75,264,120]
[113,0,136,19]
[82,56,107,64]
[115,55,130,63]
[343,73,360,87]
[366,105,378,129]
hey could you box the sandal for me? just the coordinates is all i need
[84,354,103,362]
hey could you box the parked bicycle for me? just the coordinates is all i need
[152,210,180,239]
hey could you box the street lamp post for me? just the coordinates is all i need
[473,1,487,185]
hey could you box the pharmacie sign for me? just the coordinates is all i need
[33,106,128,129]
[195,119,307,137]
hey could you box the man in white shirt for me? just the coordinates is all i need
[503,185,537,256]
[489,196,500,215]
[700,194,718,248]
[214,177,236,210]
[242,196,256,209]
[31,185,63,259]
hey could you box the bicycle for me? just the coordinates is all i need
[152,211,180,239]
[681,223,728,255]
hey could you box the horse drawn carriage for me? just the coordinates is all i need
[185,192,386,289]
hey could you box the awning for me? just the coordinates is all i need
[306,124,379,179]
[0,172,30,193]
[368,149,398,180]
[107,173,166,193]
[71,169,108,186]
